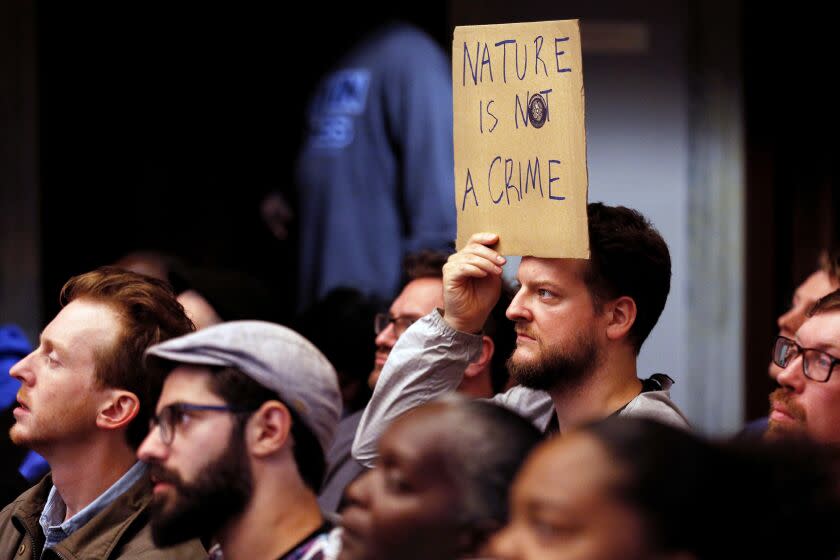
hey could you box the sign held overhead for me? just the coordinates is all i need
[453,20,590,258]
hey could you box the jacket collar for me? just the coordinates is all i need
[10,472,154,560]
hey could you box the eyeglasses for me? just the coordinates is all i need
[149,402,255,446]
[772,335,840,383]
[374,313,417,337]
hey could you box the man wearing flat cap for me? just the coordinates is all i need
[137,320,342,560]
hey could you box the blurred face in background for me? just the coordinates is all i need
[770,270,838,380]
[340,407,464,560]
[368,278,443,389]
[768,310,840,444]
[490,433,671,560]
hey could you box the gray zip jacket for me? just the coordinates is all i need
[352,309,690,467]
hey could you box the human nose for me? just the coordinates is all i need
[374,320,398,349]
[506,287,532,323]
[9,352,35,385]
[137,421,170,464]
[776,353,806,394]
[344,469,374,509]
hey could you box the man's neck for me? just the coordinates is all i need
[549,348,642,431]
[456,368,494,399]
[45,438,138,521]
[218,472,324,560]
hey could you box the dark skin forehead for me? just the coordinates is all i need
[379,404,462,488]
[512,432,626,513]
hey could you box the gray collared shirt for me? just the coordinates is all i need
[38,461,147,552]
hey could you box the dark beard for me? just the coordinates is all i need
[506,329,599,393]
[148,426,252,547]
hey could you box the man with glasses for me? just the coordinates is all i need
[0,268,204,560]
[769,249,839,380]
[137,320,342,560]
[368,250,510,397]
[740,249,839,438]
[767,289,840,444]
[318,250,514,512]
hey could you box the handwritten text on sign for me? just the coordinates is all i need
[453,20,589,258]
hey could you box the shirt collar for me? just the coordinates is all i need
[39,461,148,548]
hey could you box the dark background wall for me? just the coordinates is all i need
[1,0,837,424]
[36,4,449,321]
[742,6,839,419]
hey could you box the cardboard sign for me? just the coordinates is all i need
[453,20,590,258]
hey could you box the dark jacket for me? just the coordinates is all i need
[0,473,206,560]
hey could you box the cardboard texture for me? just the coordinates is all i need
[453,20,590,258]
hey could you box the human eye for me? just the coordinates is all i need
[383,468,412,494]
[802,350,833,380]
[167,405,192,429]
[814,352,834,372]
[537,288,556,299]
[44,350,61,368]
[527,516,576,540]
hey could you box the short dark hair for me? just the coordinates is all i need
[434,398,542,551]
[583,203,671,354]
[585,417,840,560]
[402,250,450,282]
[295,287,379,414]
[585,418,711,556]
[205,367,326,493]
[61,267,195,448]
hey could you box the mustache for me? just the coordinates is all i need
[148,464,184,487]
[514,325,537,339]
[769,388,807,421]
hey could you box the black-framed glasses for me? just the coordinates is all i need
[772,335,840,383]
[149,402,255,446]
[374,313,417,337]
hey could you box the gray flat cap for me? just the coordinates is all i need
[145,320,342,455]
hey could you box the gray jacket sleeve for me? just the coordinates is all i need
[351,309,555,467]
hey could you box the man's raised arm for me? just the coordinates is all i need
[353,233,553,466]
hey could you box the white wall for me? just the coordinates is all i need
[583,17,692,420]
[500,4,745,433]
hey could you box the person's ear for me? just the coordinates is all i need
[246,401,292,458]
[464,336,494,379]
[604,296,637,341]
[96,390,140,431]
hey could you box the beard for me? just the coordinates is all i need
[148,426,252,547]
[765,388,808,441]
[506,324,600,393]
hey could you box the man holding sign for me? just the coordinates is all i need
[351,20,688,464]
[352,202,689,466]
